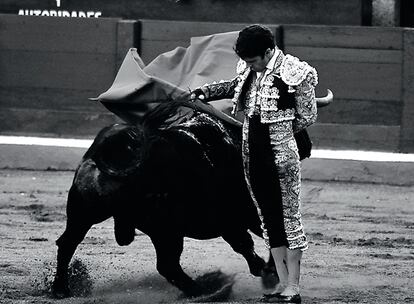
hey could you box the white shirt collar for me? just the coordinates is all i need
[266,48,280,71]
[256,48,280,82]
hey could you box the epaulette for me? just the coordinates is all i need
[280,54,317,86]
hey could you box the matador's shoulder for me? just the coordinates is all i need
[280,54,318,87]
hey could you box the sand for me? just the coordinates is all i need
[0,169,413,303]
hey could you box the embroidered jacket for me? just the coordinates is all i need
[198,50,318,132]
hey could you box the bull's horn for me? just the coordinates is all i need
[316,89,334,108]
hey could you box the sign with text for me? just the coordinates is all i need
[13,0,102,18]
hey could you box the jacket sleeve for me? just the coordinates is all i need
[292,69,318,133]
[196,77,239,102]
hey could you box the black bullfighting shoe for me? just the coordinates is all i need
[274,293,302,303]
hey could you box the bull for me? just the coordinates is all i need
[52,91,332,298]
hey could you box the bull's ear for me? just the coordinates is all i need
[316,89,334,108]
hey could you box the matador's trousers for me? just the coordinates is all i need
[246,115,308,251]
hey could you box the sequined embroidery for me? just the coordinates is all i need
[268,124,308,250]
[242,117,309,250]
[200,78,238,101]
[231,69,250,114]
[280,54,317,86]
[263,74,275,86]
[292,72,318,133]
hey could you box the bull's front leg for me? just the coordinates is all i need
[52,221,92,298]
[222,230,267,277]
[223,230,278,289]
[150,234,204,297]
[52,186,110,298]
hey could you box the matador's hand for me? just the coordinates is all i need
[190,88,206,102]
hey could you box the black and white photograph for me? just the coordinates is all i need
[0,1,413,303]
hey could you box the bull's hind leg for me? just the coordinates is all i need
[52,187,110,298]
[150,234,204,297]
[222,230,266,277]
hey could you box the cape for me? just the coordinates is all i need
[91,31,243,127]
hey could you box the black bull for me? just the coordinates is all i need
[52,101,313,298]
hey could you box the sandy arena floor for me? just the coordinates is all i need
[0,169,413,304]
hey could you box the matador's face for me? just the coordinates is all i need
[242,48,274,73]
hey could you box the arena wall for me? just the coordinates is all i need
[0,14,413,152]
[284,25,405,152]
[0,15,137,136]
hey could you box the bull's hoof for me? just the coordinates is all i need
[261,267,278,289]
[115,233,135,246]
[248,255,267,277]
[114,224,135,246]
[51,280,71,299]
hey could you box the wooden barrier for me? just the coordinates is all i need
[283,25,405,151]
[139,20,252,64]
[400,29,414,152]
[0,14,137,137]
[0,15,413,152]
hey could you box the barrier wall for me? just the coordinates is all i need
[139,20,285,64]
[138,21,413,152]
[0,15,413,152]
[284,25,404,151]
[0,15,138,137]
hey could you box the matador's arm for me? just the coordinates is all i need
[191,78,239,102]
[280,54,318,133]
[292,69,318,133]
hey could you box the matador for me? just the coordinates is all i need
[191,24,318,303]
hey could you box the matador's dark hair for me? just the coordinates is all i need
[234,24,275,59]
